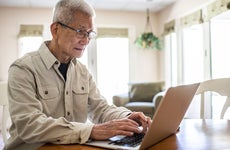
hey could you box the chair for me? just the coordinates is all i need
[152,91,166,111]
[196,78,230,119]
[0,81,10,144]
[113,81,165,117]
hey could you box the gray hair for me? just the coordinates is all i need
[52,0,96,24]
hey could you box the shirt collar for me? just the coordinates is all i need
[38,41,77,69]
[39,41,59,69]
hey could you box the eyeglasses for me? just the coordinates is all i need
[57,22,97,40]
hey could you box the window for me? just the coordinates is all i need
[210,11,230,119]
[163,1,230,119]
[164,32,177,87]
[96,37,129,105]
[18,24,43,58]
[18,37,43,57]
[182,24,204,84]
[86,28,130,104]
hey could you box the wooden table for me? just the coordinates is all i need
[39,119,230,150]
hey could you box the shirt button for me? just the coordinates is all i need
[66,91,68,95]
[44,90,48,94]
[55,61,59,64]
[81,87,84,90]
[67,112,70,116]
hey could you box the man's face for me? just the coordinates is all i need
[54,11,95,63]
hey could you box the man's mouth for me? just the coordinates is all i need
[74,47,83,51]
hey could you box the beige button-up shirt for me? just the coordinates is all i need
[5,41,131,150]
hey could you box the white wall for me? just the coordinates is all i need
[0,7,53,81]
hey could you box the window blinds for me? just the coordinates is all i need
[96,28,128,38]
[18,25,43,37]
[163,20,175,36]
[204,0,230,22]
[180,9,203,28]
[163,0,230,34]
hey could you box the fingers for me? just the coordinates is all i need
[90,112,152,141]
[90,118,141,140]
[111,118,141,134]
[142,116,152,133]
[127,112,152,133]
[128,112,147,125]
[117,118,139,126]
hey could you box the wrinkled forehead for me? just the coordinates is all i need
[71,11,95,30]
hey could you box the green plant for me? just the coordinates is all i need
[135,32,162,50]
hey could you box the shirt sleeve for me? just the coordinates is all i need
[8,64,93,144]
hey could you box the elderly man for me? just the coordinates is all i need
[5,0,151,149]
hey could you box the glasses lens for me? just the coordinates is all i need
[76,30,96,39]
[76,31,86,38]
[88,31,97,39]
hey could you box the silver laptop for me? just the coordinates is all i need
[85,83,200,150]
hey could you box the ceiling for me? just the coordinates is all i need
[0,0,177,12]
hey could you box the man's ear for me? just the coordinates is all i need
[50,22,59,38]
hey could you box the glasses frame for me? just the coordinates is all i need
[57,21,96,40]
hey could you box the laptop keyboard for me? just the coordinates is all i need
[109,133,145,147]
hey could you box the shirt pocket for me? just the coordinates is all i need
[37,85,59,100]
[37,85,62,117]
[72,85,89,95]
[72,84,89,104]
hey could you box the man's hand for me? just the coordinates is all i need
[90,112,152,140]
[127,112,152,133]
[90,118,142,140]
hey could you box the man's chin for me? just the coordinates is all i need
[72,49,83,56]
[74,52,84,58]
